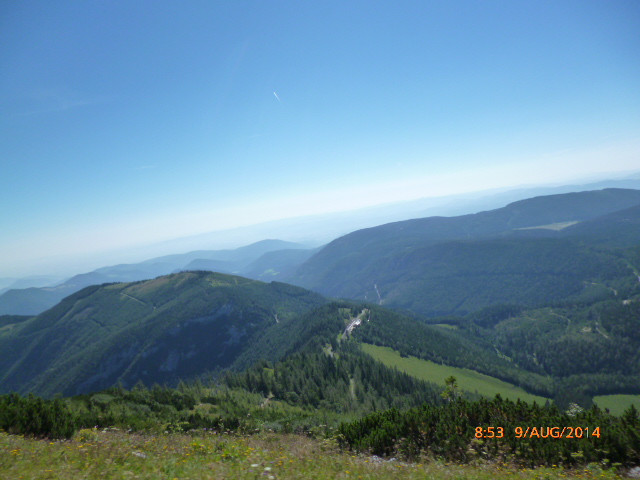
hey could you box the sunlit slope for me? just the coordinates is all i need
[361,343,548,403]
[351,298,640,407]
[350,305,554,398]
[2,269,638,408]
[593,394,640,416]
[0,276,544,403]
[0,272,326,397]
[288,189,640,316]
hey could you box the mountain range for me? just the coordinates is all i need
[286,188,640,315]
[0,239,313,315]
[2,186,639,410]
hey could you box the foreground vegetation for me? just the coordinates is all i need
[339,396,640,468]
[0,429,629,480]
[2,382,639,472]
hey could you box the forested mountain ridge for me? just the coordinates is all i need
[286,188,640,316]
[2,188,640,411]
[560,203,640,247]
[2,265,638,411]
[290,188,640,271]
[0,270,540,399]
[0,277,460,401]
[4,188,639,317]
[0,272,326,397]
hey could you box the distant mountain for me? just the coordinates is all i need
[0,286,75,317]
[240,247,321,280]
[0,239,311,315]
[147,239,306,270]
[176,258,236,273]
[131,173,640,257]
[0,275,63,296]
[4,187,639,320]
[286,189,640,316]
[509,202,640,248]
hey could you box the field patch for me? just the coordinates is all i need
[593,394,640,416]
[516,221,580,231]
[431,323,458,330]
[361,343,548,404]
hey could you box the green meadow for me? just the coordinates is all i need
[361,343,548,404]
[431,323,459,330]
[593,394,640,416]
[1,430,624,480]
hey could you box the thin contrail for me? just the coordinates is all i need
[273,91,281,102]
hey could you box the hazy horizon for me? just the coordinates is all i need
[1,171,639,279]
[2,1,639,277]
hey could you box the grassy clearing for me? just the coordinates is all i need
[593,395,640,416]
[516,221,580,231]
[431,323,459,329]
[361,344,548,404]
[0,430,624,480]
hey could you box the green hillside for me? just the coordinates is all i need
[561,204,640,248]
[2,269,640,471]
[487,301,640,377]
[0,272,326,397]
[4,270,638,409]
[3,189,640,413]
[593,394,640,416]
[340,238,629,316]
[287,189,640,316]
[360,343,548,403]
[473,301,640,408]
[349,298,640,407]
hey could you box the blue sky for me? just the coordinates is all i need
[1,0,639,276]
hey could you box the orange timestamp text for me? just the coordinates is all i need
[475,426,601,439]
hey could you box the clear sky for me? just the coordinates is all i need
[1,0,639,277]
